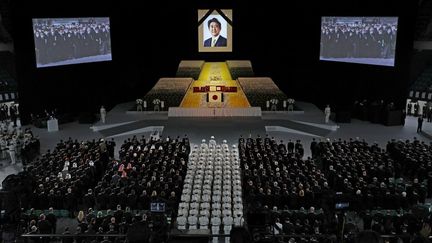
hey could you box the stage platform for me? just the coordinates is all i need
[138,61,289,111]
[106,60,338,140]
[91,100,338,140]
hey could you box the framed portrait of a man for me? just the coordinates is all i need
[198,9,232,52]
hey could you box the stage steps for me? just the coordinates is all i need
[180,62,250,108]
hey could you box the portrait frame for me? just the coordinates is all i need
[198,9,233,52]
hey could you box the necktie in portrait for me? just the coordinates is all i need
[212,38,217,47]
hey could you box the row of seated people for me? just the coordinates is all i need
[315,138,428,210]
[24,138,112,211]
[23,206,169,243]
[24,206,143,234]
[241,135,305,160]
[387,138,432,187]
[286,209,422,234]
[242,206,336,243]
[241,136,432,242]
[316,137,431,181]
[310,137,432,242]
[267,207,336,241]
[176,137,244,243]
[29,207,429,243]
[313,136,432,193]
[266,209,431,243]
[118,134,190,158]
[16,134,189,224]
[20,135,189,242]
[240,136,327,210]
[342,210,431,243]
[360,209,427,236]
[87,135,190,211]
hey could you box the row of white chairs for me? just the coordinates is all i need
[178,140,244,243]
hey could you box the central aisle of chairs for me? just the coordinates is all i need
[176,137,244,243]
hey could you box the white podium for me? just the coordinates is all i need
[47,119,59,132]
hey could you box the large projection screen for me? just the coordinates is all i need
[198,9,233,53]
[33,17,112,68]
[320,17,398,67]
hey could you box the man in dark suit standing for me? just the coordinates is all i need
[417,116,424,133]
[204,17,227,47]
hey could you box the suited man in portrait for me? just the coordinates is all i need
[204,17,227,47]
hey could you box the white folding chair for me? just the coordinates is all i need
[212,202,222,210]
[211,216,221,243]
[177,216,187,230]
[199,215,209,230]
[223,216,233,243]
[200,202,211,210]
[189,208,199,217]
[188,215,198,229]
